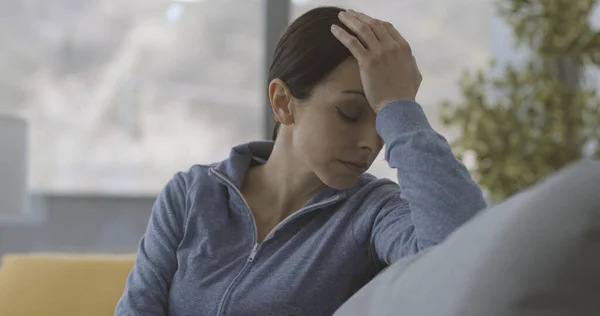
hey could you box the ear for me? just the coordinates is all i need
[268,79,295,126]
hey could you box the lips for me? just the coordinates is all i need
[340,160,369,173]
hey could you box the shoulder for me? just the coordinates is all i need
[166,163,223,201]
[343,173,408,249]
[353,173,400,201]
[158,163,221,220]
[173,164,216,189]
[342,172,404,215]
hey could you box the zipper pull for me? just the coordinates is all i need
[248,243,259,262]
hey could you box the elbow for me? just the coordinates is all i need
[416,237,438,251]
[404,237,438,257]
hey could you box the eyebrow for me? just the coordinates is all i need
[342,90,366,98]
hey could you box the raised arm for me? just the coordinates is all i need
[332,9,486,264]
[371,100,486,263]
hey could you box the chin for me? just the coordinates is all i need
[320,173,361,190]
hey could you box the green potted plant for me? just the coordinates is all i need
[441,0,600,201]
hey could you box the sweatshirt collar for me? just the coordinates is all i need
[211,141,273,189]
[210,141,348,203]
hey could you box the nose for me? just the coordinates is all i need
[358,123,383,155]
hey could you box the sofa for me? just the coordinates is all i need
[335,160,600,316]
[0,253,135,316]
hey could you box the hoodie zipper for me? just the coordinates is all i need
[209,168,259,245]
[247,243,259,262]
[209,167,342,315]
[210,168,259,316]
[259,193,342,243]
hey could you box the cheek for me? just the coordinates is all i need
[295,121,326,153]
[292,116,345,165]
[298,116,350,151]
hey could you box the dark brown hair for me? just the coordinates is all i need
[269,6,357,140]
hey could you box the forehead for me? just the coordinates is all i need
[318,58,363,93]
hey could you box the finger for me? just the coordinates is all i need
[412,55,422,76]
[347,10,394,43]
[331,24,368,59]
[414,55,423,84]
[411,54,418,69]
[338,11,379,49]
[382,21,410,47]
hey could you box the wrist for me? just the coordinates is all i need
[375,96,416,113]
[376,100,432,137]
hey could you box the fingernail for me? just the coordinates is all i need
[331,24,340,33]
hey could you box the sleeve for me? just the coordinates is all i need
[115,172,188,315]
[371,100,487,265]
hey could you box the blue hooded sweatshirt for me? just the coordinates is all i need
[115,100,487,316]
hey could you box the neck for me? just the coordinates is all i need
[244,137,325,217]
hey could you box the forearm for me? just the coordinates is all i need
[376,100,486,244]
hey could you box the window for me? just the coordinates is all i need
[1,0,263,195]
[292,0,495,180]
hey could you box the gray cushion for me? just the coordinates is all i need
[335,160,600,316]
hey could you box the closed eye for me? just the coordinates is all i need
[336,107,360,122]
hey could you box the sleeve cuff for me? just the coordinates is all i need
[375,100,433,138]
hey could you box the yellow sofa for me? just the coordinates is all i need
[0,253,135,316]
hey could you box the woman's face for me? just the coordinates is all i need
[291,58,383,190]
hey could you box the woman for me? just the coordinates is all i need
[116,6,486,316]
